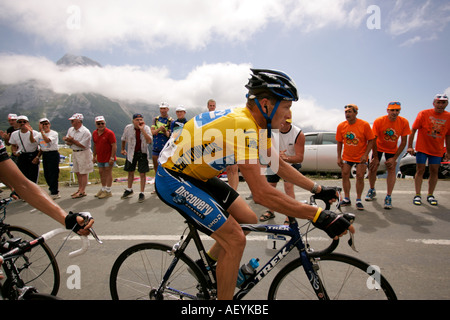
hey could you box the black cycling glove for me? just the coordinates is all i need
[65,211,93,233]
[314,186,339,203]
[312,210,354,238]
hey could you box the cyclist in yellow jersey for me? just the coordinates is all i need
[155,69,355,300]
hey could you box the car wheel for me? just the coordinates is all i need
[351,164,368,179]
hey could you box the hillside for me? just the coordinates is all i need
[0,54,203,155]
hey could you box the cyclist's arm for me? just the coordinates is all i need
[238,161,316,220]
[0,158,93,235]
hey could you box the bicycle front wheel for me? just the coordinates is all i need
[2,226,60,297]
[268,253,397,300]
[110,243,209,300]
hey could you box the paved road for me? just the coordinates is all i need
[4,177,450,300]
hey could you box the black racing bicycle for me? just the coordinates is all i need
[109,192,397,300]
[0,197,100,300]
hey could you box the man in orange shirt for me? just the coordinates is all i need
[336,104,375,210]
[366,102,411,209]
[407,94,450,206]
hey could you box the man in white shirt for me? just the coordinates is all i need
[8,115,40,183]
[63,113,93,198]
[120,113,152,202]
[37,118,61,199]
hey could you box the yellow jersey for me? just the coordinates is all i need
[159,107,270,181]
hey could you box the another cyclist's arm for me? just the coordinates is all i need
[0,158,93,235]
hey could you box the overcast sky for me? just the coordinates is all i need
[0,0,449,130]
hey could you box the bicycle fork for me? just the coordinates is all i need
[299,250,329,300]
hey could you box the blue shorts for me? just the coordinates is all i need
[97,162,114,168]
[155,167,239,235]
[415,152,442,165]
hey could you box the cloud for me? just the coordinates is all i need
[0,53,250,107]
[0,0,368,52]
[387,0,450,44]
[0,54,341,130]
[291,96,343,131]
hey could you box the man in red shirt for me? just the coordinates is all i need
[336,104,375,210]
[407,94,450,206]
[93,116,117,199]
[366,102,411,209]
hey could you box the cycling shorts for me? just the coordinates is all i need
[155,166,239,236]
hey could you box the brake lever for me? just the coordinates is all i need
[348,232,358,252]
[89,228,103,244]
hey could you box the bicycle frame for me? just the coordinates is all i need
[161,218,328,300]
[235,218,328,300]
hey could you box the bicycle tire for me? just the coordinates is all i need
[268,253,397,300]
[2,225,60,297]
[110,242,210,300]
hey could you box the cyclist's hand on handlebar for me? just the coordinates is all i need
[312,210,355,239]
[65,211,94,236]
[314,186,339,204]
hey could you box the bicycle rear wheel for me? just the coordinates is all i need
[2,226,60,297]
[110,243,209,300]
[268,253,397,300]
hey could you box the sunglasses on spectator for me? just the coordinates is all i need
[17,121,28,124]
[96,122,105,125]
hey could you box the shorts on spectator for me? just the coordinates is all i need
[73,149,94,174]
[124,151,150,173]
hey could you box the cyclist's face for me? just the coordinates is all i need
[271,101,292,129]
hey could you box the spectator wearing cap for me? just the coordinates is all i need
[8,115,40,183]
[366,102,411,209]
[407,94,450,206]
[36,118,61,199]
[63,113,94,199]
[151,102,173,180]
[92,116,117,199]
[170,105,187,137]
[0,114,20,163]
[336,104,375,210]
[120,113,152,202]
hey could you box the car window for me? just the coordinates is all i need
[304,134,318,145]
[322,133,337,145]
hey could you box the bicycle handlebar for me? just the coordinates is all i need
[0,228,90,261]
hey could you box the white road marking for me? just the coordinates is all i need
[69,235,450,246]
[70,235,329,242]
[407,239,450,245]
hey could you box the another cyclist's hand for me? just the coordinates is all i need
[65,211,94,236]
[314,186,339,204]
[312,210,355,239]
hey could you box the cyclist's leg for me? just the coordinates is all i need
[207,195,257,260]
[210,216,246,300]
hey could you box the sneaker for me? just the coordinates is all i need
[98,191,112,199]
[339,198,351,207]
[427,195,438,206]
[51,193,61,200]
[384,195,392,209]
[95,189,104,198]
[413,195,422,206]
[121,189,134,199]
[365,188,376,201]
[138,192,145,203]
[356,200,364,210]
